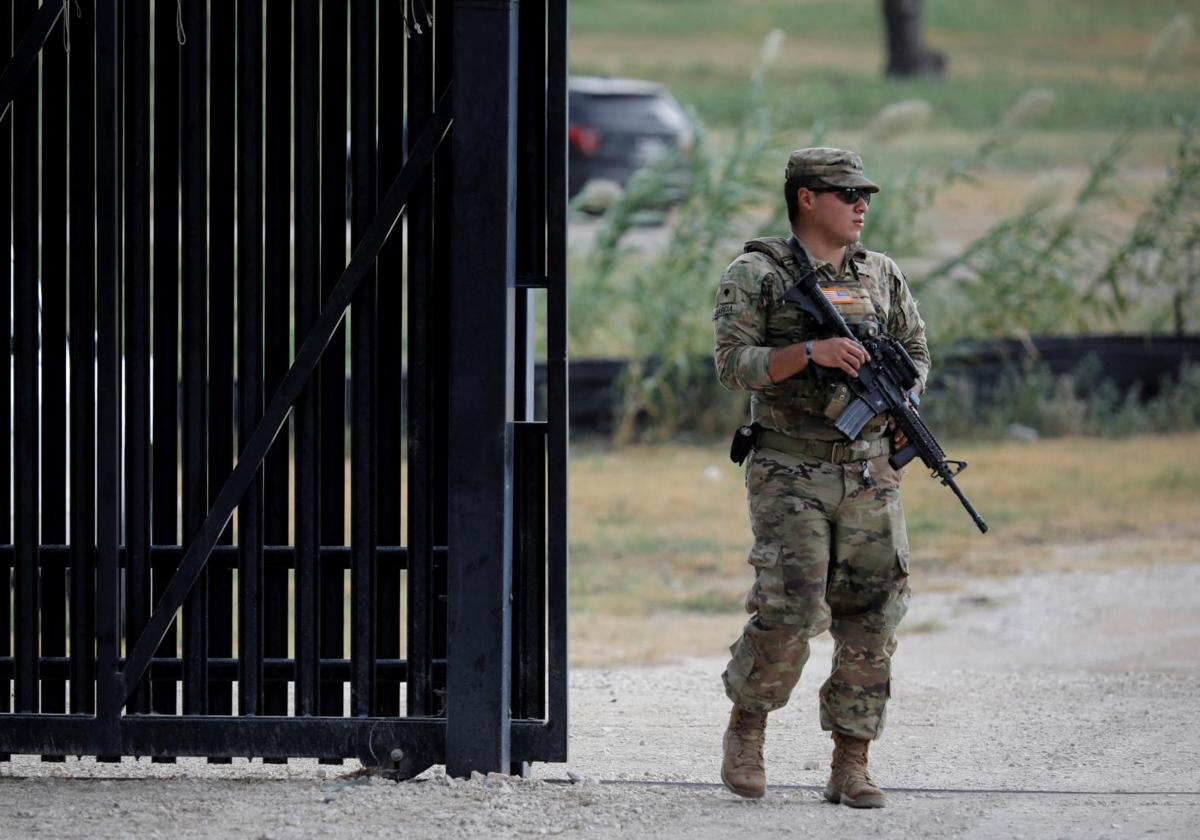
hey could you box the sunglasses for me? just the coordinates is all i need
[810,187,872,206]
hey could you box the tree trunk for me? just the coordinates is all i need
[882,0,947,77]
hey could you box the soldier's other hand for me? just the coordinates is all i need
[892,424,909,449]
[811,338,869,377]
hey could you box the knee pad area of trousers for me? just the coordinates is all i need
[751,617,812,643]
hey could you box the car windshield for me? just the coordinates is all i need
[574,94,687,133]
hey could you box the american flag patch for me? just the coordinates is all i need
[823,288,855,304]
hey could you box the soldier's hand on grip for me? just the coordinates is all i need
[811,338,870,377]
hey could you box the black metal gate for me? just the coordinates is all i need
[0,0,567,778]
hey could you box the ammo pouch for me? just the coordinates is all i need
[729,422,762,465]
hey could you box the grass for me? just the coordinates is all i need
[899,435,1200,563]
[567,433,1200,665]
[571,0,1200,133]
[573,0,1197,39]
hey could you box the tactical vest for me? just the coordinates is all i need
[742,236,887,427]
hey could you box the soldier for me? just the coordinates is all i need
[713,147,929,807]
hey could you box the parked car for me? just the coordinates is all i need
[568,76,693,204]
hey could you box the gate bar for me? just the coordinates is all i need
[349,0,379,719]
[546,0,571,760]
[511,0,548,744]
[208,0,237,726]
[404,0,439,720]
[261,0,292,724]
[124,0,153,715]
[512,423,547,723]
[0,543,449,571]
[151,0,182,722]
[374,0,405,719]
[0,0,10,746]
[0,713,555,764]
[68,0,97,717]
[120,97,453,706]
[0,0,62,123]
[95,0,123,751]
[293,0,321,718]
[237,0,266,719]
[318,0,348,727]
[3,656,445,682]
[39,2,68,731]
[12,0,41,715]
[180,0,210,717]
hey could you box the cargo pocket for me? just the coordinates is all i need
[743,447,757,488]
[748,543,780,569]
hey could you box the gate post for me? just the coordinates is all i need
[445,0,519,777]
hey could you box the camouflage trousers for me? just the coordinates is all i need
[722,444,911,741]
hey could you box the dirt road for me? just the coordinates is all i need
[3,563,1199,838]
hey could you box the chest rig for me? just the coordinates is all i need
[743,236,887,421]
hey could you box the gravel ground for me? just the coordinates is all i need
[3,563,1199,839]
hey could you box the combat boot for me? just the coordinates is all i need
[721,705,767,798]
[824,732,886,808]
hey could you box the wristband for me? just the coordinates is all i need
[804,340,814,363]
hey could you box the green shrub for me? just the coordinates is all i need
[918,358,1200,439]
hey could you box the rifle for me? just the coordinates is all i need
[782,237,988,534]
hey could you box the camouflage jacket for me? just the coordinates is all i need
[713,235,930,441]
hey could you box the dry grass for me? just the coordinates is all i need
[568,433,1200,665]
[901,435,1200,565]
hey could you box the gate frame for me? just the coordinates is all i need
[0,0,569,778]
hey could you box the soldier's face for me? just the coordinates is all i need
[806,188,869,246]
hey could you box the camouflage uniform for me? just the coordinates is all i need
[715,175,930,740]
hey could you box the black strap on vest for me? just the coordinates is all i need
[786,236,888,328]
[785,235,818,289]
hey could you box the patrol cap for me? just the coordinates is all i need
[784,147,879,193]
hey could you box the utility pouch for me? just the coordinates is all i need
[823,381,853,422]
[729,422,762,465]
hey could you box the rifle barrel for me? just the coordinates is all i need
[941,471,989,534]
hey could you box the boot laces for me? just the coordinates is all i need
[845,761,876,787]
[731,716,765,765]
[834,742,876,786]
